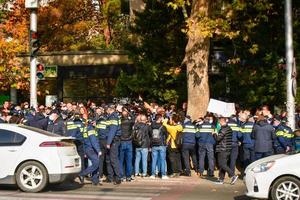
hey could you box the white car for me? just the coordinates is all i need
[0,124,81,192]
[244,152,300,200]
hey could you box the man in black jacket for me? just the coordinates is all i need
[47,110,66,136]
[133,115,151,177]
[251,115,276,160]
[214,117,238,185]
[119,108,135,181]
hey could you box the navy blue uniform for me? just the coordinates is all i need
[196,122,216,176]
[79,124,100,185]
[181,121,197,175]
[66,118,85,170]
[240,121,255,168]
[95,116,109,178]
[106,112,122,182]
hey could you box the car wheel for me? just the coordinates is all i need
[271,176,300,200]
[16,161,48,192]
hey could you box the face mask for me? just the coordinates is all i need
[49,115,54,121]
[24,105,29,109]
[209,119,213,124]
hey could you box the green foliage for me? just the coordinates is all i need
[210,0,300,108]
[116,0,187,104]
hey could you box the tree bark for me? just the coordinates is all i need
[184,0,211,121]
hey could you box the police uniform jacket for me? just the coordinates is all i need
[106,112,121,145]
[182,121,197,145]
[196,122,216,145]
[83,124,100,154]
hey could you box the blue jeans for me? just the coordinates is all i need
[151,146,167,176]
[119,141,133,178]
[80,148,99,184]
[255,151,273,161]
[198,143,214,175]
[135,148,148,176]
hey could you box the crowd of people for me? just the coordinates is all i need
[1,99,300,186]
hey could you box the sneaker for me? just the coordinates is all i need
[230,175,239,185]
[114,179,122,185]
[149,175,155,179]
[161,176,169,180]
[131,176,135,181]
[141,174,147,178]
[214,179,224,185]
[78,176,84,184]
[126,177,132,182]
[121,178,126,182]
[169,174,176,178]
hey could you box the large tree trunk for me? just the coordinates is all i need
[184,0,211,121]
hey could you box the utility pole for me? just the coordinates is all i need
[25,0,39,108]
[285,0,295,130]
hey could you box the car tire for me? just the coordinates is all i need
[271,176,300,200]
[16,161,48,193]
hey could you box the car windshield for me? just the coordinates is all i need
[18,125,61,137]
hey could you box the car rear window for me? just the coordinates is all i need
[18,125,61,137]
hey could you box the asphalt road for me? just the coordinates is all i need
[0,174,254,200]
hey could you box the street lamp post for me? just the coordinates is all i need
[25,0,39,108]
[285,0,295,130]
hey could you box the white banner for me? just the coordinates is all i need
[207,99,236,117]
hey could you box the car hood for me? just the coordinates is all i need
[245,154,288,173]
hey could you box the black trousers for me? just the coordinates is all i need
[217,151,234,180]
[99,139,107,178]
[106,140,121,181]
[181,144,197,173]
[168,148,182,174]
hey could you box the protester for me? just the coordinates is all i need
[251,115,276,160]
[133,114,151,177]
[150,114,168,179]
[164,114,183,177]
[214,117,238,185]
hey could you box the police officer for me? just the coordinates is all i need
[105,104,122,184]
[239,112,255,169]
[196,114,216,177]
[181,116,197,176]
[281,118,294,152]
[273,116,293,154]
[66,111,85,170]
[79,121,101,185]
[95,107,108,182]
[228,115,242,175]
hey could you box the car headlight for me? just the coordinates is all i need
[252,161,275,173]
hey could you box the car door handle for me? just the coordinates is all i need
[8,150,17,152]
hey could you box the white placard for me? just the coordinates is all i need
[45,95,57,107]
[207,99,236,117]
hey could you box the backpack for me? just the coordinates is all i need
[152,126,163,146]
[133,125,144,147]
[175,131,183,149]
